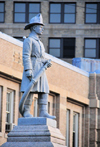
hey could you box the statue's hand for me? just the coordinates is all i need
[25,70,33,81]
[46,60,52,68]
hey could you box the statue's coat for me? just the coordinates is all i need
[21,32,49,93]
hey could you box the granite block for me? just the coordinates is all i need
[7,136,50,142]
[8,131,50,137]
[1,142,54,147]
[12,125,48,132]
[18,117,57,128]
[1,142,67,147]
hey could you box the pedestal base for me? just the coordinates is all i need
[1,117,67,147]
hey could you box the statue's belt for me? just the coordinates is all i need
[31,56,44,62]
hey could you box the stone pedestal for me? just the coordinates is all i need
[1,118,67,147]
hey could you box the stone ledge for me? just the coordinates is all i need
[1,142,67,147]
[12,125,48,131]
[18,117,57,128]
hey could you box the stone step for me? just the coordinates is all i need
[1,142,67,147]
[12,125,48,131]
[7,136,50,142]
[8,131,50,137]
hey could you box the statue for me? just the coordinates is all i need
[19,13,56,119]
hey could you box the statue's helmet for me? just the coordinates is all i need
[24,13,44,30]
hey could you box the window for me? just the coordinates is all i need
[14,37,24,42]
[66,110,70,146]
[49,38,75,58]
[6,89,15,132]
[34,98,38,117]
[84,39,100,58]
[0,86,3,132]
[85,3,100,24]
[0,2,5,23]
[14,2,40,23]
[49,3,76,23]
[73,112,79,147]
[49,39,61,57]
[48,102,50,114]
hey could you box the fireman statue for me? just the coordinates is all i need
[20,13,56,119]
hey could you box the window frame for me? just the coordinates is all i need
[49,38,61,58]
[63,38,75,58]
[13,36,24,41]
[49,2,76,24]
[34,97,38,117]
[13,2,41,23]
[0,1,5,23]
[0,86,3,132]
[48,37,75,58]
[84,38,100,58]
[6,89,15,124]
[85,2,100,24]
[49,3,62,24]
[73,112,79,147]
[66,109,70,146]
[48,102,50,114]
[13,2,26,23]
[63,3,76,24]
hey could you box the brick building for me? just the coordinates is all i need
[0,32,100,147]
[0,0,100,64]
[0,0,100,147]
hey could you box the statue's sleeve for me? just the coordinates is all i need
[23,38,32,71]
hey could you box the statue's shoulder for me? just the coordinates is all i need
[29,36,38,42]
[24,37,32,43]
[23,37,33,47]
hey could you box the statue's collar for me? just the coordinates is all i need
[29,33,40,41]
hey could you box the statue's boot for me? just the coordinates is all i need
[23,93,33,117]
[38,93,56,119]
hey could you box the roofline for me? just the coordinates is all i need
[0,31,23,47]
[0,31,89,77]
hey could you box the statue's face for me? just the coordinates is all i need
[33,25,44,35]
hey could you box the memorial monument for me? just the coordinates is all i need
[19,13,56,119]
[1,14,67,147]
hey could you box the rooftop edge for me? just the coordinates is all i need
[0,31,89,77]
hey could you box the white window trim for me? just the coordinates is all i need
[66,109,70,146]
[34,97,38,117]
[0,86,2,132]
[73,112,79,147]
[75,113,78,147]
[6,90,14,124]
